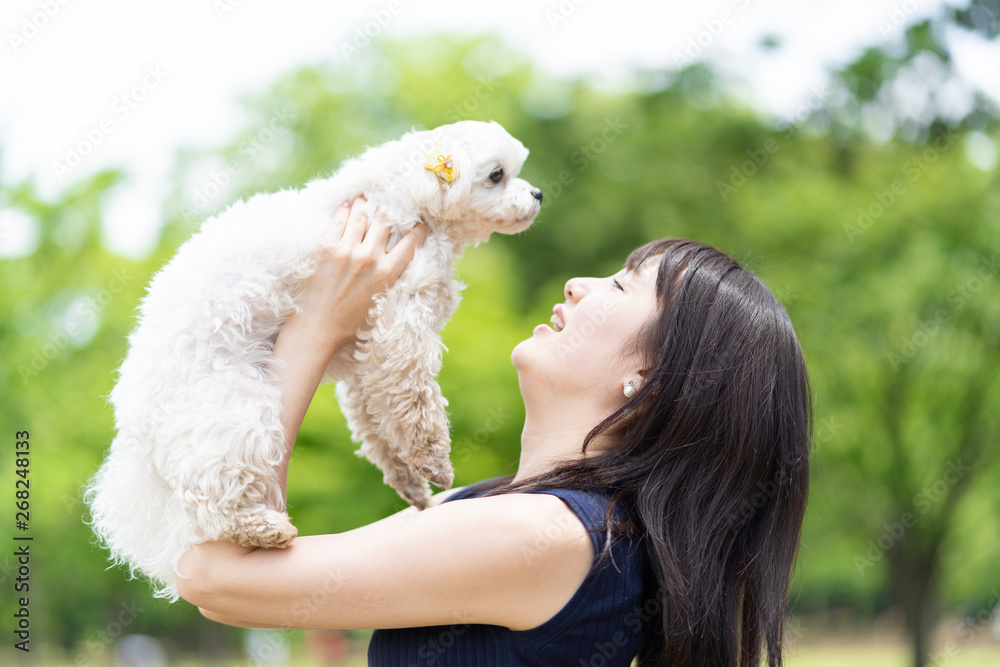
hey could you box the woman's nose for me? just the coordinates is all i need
[564,277,591,302]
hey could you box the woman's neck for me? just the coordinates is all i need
[512,399,609,483]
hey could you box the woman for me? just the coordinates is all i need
[179,196,812,666]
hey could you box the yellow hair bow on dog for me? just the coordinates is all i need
[425,147,458,185]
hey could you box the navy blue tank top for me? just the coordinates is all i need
[367,481,647,666]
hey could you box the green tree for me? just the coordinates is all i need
[2,34,997,667]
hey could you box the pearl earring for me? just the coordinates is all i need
[623,381,636,398]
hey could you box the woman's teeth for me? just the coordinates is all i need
[550,312,564,332]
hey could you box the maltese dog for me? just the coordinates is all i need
[85,120,542,599]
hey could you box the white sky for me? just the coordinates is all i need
[1,0,997,258]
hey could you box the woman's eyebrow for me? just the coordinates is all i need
[624,264,647,280]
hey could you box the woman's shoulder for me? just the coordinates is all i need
[439,478,638,555]
[429,479,600,561]
[433,482,595,538]
[443,476,624,514]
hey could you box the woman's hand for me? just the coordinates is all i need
[287,195,429,360]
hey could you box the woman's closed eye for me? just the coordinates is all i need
[613,279,625,292]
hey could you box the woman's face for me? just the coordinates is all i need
[512,262,659,403]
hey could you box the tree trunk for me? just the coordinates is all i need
[890,538,940,667]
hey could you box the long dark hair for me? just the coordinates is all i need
[488,238,811,666]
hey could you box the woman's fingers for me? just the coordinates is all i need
[381,222,429,284]
[363,207,394,251]
[324,196,424,266]
[340,194,369,246]
[319,195,429,292]
[323,199,353,245]
[291,198,429,353]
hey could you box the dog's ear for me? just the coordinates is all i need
[439,144,472,219]
[408,159,444,220]
[409,142,470,221]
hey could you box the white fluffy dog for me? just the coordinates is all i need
[85,120,542,599]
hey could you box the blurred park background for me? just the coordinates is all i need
[1,1,999,666]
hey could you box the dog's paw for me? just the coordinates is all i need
[419,463,455,491]
[379,453,434,509]
[400,444,454,491]
[405,488,432,511]
[390,469,433,509]
[395,472,433,509]
[225,511,298,549]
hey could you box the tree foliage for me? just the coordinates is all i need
[1,33,997,664]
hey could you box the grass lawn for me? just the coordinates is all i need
[7,635,999,666]
[787,640,1000,667]
[323,640,1000,667]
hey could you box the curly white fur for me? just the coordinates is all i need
[85,121,541,600]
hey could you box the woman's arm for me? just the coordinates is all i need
[183,492,593,631]
[193,485,469,629]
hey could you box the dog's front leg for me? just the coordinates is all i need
[360,271,459,497]
[156,379,297,550]
[337,378,433,508]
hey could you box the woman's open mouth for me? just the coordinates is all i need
[550,306,565,332]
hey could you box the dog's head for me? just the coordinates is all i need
[407,121,542,244]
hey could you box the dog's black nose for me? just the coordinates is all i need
[531,188,543,203]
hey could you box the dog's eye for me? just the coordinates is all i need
[489,168,504,184]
